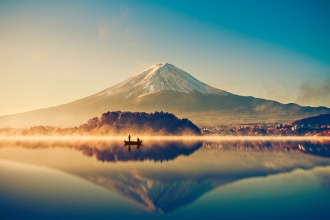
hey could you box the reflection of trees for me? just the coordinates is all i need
[203,141,330,158]
[1,139,329,159]
[80,111,201,135]
[77,142,202,163]
[0,111,202,136]
[0,140,202,163]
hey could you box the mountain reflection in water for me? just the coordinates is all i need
[1,138,330,215]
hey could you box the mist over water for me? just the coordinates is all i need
[1,137,330,219]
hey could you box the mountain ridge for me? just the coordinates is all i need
[1,63,329,127]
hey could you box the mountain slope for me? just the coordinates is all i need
[1,63,329,127]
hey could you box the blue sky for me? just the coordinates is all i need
[1,0,329,115]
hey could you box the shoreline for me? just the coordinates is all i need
[1,135,330,142]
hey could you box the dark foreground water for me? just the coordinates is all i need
[1,138,330,220]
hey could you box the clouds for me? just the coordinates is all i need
[296,77,330,107]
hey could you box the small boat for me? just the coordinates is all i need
[124,140,143,146]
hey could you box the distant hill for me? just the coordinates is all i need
[281,114,330,136]
[289,114,330,128]
[1,63,329,127]
[202,113,330,136]
[79,111,201,135]
[1,111,201,136]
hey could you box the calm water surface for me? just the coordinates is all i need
[1,138,330,219]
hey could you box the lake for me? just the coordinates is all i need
[1,137,330,220]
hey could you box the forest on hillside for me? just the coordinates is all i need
[0,111,201,136]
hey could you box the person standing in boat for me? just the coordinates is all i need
[128,135,131,142]
[137,137,140,142]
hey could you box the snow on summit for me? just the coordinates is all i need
[97,63,228,98]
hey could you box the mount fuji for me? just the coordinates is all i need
[1,63,329,127]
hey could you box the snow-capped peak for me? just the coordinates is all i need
[97,63,228,98]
